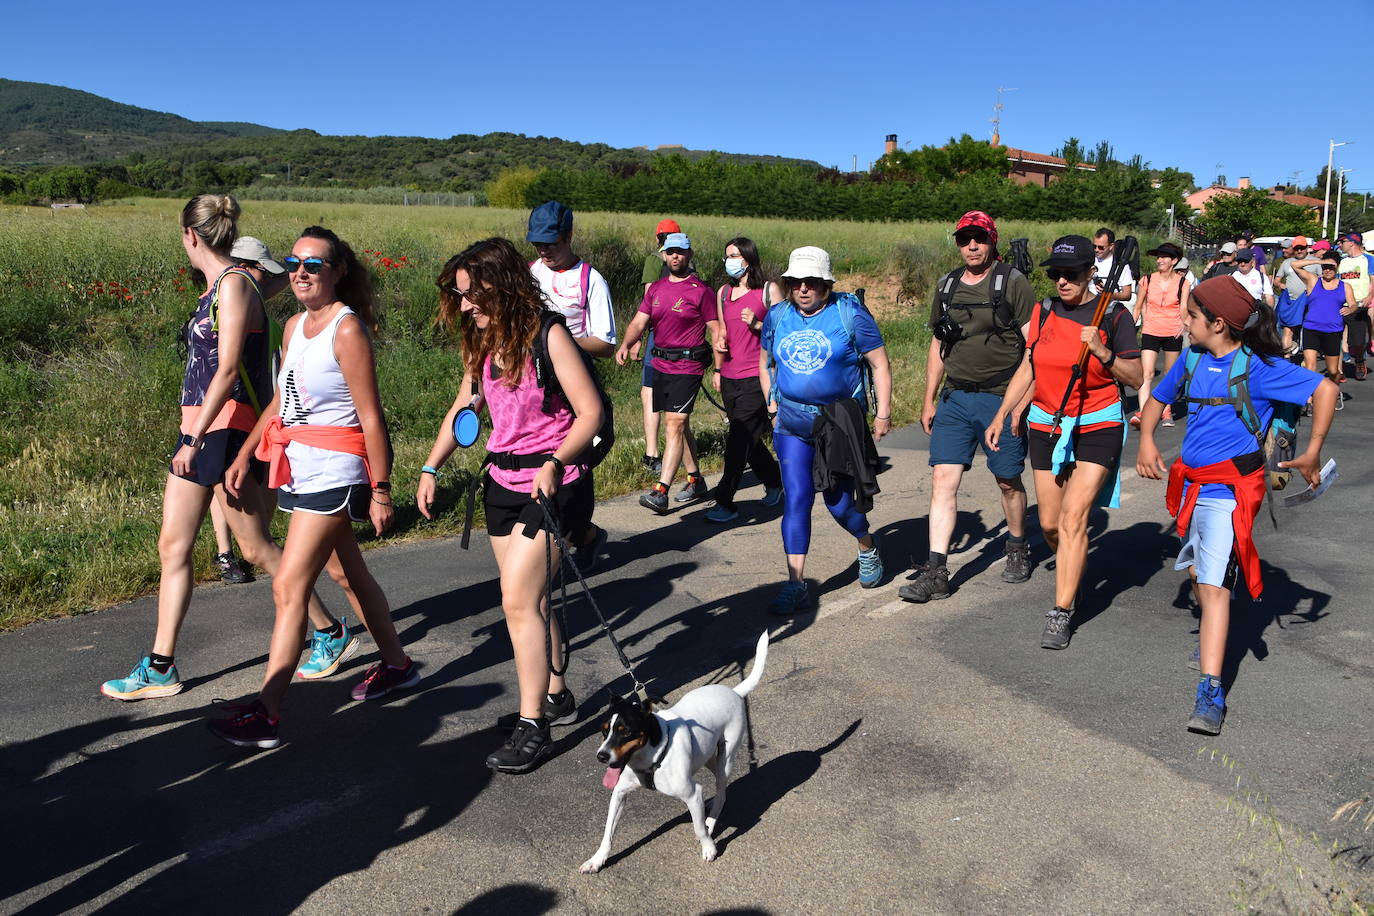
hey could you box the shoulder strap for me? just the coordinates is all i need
[937,268,964,315]
[579,261,591,308]
[208,267,263,331]
[1227,346,1263,441]
[1181,347,1202,399]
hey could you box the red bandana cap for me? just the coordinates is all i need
[1192,277,1259,331]
[954,211,998,247]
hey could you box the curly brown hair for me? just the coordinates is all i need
[436,237,546,387]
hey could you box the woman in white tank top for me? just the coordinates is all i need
[212,226,418,748]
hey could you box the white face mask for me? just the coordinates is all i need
[724,257,748,279]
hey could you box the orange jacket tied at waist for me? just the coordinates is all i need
[255,415,376,491]
[1165,456,1267,599]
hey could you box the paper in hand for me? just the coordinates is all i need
[1282,458,1338,507]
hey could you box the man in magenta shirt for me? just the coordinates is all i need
[617,232,720,513]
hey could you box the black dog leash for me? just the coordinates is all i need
[534,491,652,700]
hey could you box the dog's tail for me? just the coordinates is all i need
[734,631,770,698]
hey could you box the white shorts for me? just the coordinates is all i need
[1174,496,1238,589]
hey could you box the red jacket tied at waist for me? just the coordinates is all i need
[255,415,376,490]
[1165,456,1267,599]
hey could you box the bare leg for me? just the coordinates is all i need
[491,525,566,719]
[152,474,215,657]
[641,386,660,460]
[1196,583,1230,677]
[1046,462,1111,610]
[659,412,689,489]
[996,475,1027,539]
[1138,348,1158,407]
[928,464,964,555]
[682,418,700,475]
[209,495,233,556]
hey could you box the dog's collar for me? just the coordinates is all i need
[631,720,673,791]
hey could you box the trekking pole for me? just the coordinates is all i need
[1048,236,1138,436]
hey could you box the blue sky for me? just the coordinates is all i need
[8,0,1374,194]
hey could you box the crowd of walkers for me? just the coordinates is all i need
[99,195,1344,766]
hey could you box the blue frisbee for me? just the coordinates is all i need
[453,407,481,448]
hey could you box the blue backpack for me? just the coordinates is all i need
[764,291,875,414]
[1181,345,1303,521]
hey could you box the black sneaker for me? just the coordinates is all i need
[898,563,950,603]
[486,719,552,773]
[1001,542,1031,583]
[496,689,577,730]
[639,486,669,514]
[675,474,708,503]
[214,551,254,584]
[1040,607,1073,650]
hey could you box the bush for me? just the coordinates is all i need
[486,166,542,209]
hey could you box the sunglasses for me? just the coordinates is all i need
[1047,268,1088,282]
[1093,244,1111,251]
[954,230,990,245]
[788,277,827,288]
[283,256,330,275]
[1321,263,1339,270]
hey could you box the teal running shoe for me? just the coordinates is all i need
[857,545,883,588]
[296,617,360,680]
[101,656,183,701]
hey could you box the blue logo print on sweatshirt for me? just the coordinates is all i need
[779,329,832,375]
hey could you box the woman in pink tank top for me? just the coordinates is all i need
[419,237,604,774]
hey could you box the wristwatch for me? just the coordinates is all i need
[373,481,392,491]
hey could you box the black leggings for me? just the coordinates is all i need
[1346,311,1371,364]
[714,375,781,510]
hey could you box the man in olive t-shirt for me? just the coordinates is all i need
[901,211,1034,604]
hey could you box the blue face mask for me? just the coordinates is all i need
[724,257,748,279]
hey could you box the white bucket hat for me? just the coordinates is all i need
[230,236,285,274]
[781,246,834,281]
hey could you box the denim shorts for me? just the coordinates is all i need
[1174,496,1238,589]
[928,388,1026,478]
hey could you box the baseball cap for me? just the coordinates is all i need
[1219,242,1238,254]
[655,218,681,235]
[229,236,284,274]
[781,246,835,281]
[1344,232,1364,246]
[953,210,999,246]
[1237,230,1254,241]
[659,232,691,252]
[1039,235,1094,269]
[526,201,573,244]
[1290,235,1310,247]
[1312,239,1333,251]
[1193,277,1259,331]
[1234,248,1255,262]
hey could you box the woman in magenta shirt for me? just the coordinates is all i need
[706,237,784,522]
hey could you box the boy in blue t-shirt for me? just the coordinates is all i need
[1136,279,1336,736]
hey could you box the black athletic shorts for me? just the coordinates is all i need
[484,472,594,539]
[277,483,370,522]
[1139,333,1184,353]
[1028,425,1124,472]
[652,371,703,414]
[1302,328,1343,358]
[170,428,266,488]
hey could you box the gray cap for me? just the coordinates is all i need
[229,236,285,274]
[1219,242,1238,255]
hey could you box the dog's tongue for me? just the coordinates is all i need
[602,765,623,789]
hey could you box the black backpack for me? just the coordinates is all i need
[531,311,615,469]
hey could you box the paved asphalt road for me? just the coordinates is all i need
[3,377,1373,914]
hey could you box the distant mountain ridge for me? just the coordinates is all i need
[0,79,820,190]
[0,78,286,165]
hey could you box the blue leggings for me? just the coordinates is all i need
[775,431,870,555]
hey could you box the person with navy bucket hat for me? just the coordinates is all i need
[526,201,616,571]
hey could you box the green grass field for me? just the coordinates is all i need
[0,198,1144,628]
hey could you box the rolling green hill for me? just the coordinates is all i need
[0,78,286,166]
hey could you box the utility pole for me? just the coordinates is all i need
[1323,139,1351,239]
[1335,167,1353,240]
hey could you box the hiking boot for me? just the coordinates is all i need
[496,689,577,730]
[296,617,360,680]
[1161,405,1175,428]
[1188,645,1201,671]
[1187,676,1226,735]
[639,486,669,514]
[1040,607,1073,650]
[768,580,813,615]
[642,454,663,475]
[1001,542,1031,583]
[704,504,739,523]
[1128,411,1142,429]
[675,474,708,503]
[350,657,421,701]
[761,486,784,508]
[857,545,883,588]
[573,525,608,576]
[101,656,183,701]
[486,718,552,773]
[207,699,280,749]
[898,564,950,603]
[213,551,253,584]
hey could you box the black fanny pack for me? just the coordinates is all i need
[651,344,711,363]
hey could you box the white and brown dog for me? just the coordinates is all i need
[580,631,769,873]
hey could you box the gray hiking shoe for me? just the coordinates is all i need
[1001,542,1031,584]
[1040,607,1073,650]
[898,563,950,603]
